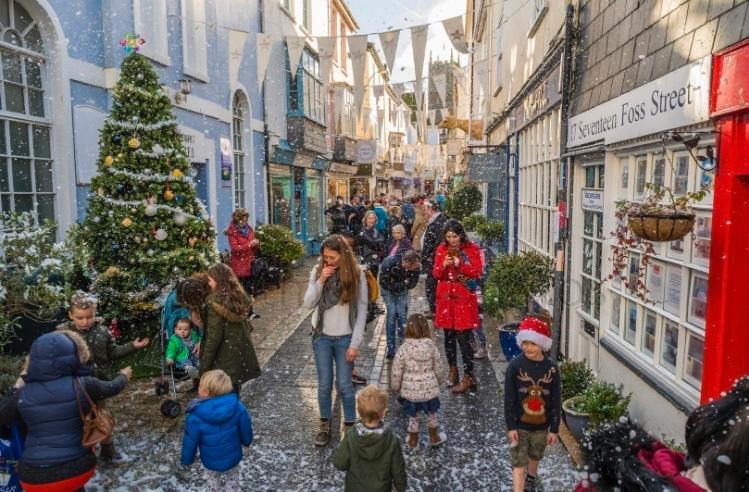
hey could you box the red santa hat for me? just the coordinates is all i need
[515,315,552,352]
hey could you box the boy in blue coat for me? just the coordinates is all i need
[181,369,252,489]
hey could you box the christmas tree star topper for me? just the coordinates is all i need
[120,33,145,54]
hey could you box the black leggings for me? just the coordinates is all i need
[444,330,474,375]
[239,276,254,297]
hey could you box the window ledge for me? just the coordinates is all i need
[183,67,209,84]
[528,6,548,38]
[143,50,171,67]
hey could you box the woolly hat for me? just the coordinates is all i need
[515,316,552,352]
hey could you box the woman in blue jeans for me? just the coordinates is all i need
[303,235,368,446]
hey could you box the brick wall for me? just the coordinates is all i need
[570,0,749,116]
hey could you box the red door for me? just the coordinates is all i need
[702,40,749,403]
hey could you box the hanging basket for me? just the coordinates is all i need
[627,210,695,242]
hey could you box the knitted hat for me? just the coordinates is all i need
[515,316,552,352]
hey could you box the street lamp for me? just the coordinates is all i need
[175,78,192,105]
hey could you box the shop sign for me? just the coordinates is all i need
[329,162,357,174]
[423,169,435,180]
[581,188,604,212]
[177,126,212,164]
[357,139,377,164]
[567,56,711,147]
[293,153,315,168]
[219,137,232,186]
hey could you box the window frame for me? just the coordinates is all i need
[231,91,248,211]
[181,0,208,81]
[134,0,170,66]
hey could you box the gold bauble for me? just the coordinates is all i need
[104,155,114,166]
[171,169,184,178]
[121,217,133,227]
[128,137,141,149]
[164,189,175,201]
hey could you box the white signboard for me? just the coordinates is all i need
[581,188,604,212]
[357,139,377,164]
[567,57,711,147]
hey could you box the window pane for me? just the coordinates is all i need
[9,121,28,156]
[0,193,9,212]
[593,282,601,319]
[585,166,595,188]
[582,277,592,313]
[13,4,34,33]
[32,126,50,158]
[0,121,6,155]
[34,160,52,192]
[583,238,593,275]
[4,82,25,113]
[673,154,689,195]
[653,155,665,188]
[595,212,603,239]
[635,156,647,196]
[26,59,42,88]
[625,300,637,345]
[24,25,43,53]
[13,193,32,212]
[583,210,593,236]
[628,253,640,294]
[642,312,656,357]
[595,242,602,279]
[598,165,605,188]
[28,88,44,117]
[661,321,678,373]
[2,51,22,83]
[36,194,54,222]
[610,294,621,334]
[685,333,704,389]
[0,157,8,192]
[0,0,9,27]
[3,30,20,46]
[620,160,629,191]
[11,157,31,191]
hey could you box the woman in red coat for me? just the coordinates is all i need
[432,219,483,395]
[225,208,260,304]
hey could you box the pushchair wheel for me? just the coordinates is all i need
[155,381,168,396]
[161,399,182,418]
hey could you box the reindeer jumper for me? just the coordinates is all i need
[503,355,561,433]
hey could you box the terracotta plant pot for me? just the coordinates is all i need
[562,396,591,443]
[627,210,695,242]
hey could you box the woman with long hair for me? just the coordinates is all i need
[199,263,261,394]
[432,219,483,394]
[358,211,386,278]
[303,235,368,446]
[225,208,260,317]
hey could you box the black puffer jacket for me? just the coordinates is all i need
[8,332,127,469]
[358,227,385,268]
[421,213,448,266]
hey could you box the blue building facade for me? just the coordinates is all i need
[1,0,266,251]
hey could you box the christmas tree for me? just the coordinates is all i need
[84,49,216,320]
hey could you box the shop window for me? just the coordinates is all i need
[688,272,708,328]
[661,320,679,374]
[691,213,711,268]
[635,155,647,198]
[610,293,621,335]
[695,162,714,204]
[305,169,321,238]
[646,261,665,305]
[664,265,683,316]
[232,91,248,210]
[684,332,704,389]
[270,165,292,230]
[641,311,656,358]
[673,153,689,195]
[627,252,640,294]
[653,154,665,188]
[619,158,629,197]
[625,299,637,345]
[301,49,325,123]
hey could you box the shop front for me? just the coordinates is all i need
[268,144,326,255]
[326,161,357,204]
[565,55,713,440]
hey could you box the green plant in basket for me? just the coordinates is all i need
[569,380,631,428]
[483,251,554,319]
[560,360,595,402]
[256,224,304,276]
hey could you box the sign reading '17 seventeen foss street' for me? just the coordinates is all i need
[567,57,711,147]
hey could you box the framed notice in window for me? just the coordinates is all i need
[688,272,708,328]
[665,265,683,316]
[691,214,711,267]
[646,261,665,305]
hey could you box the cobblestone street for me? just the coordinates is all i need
[89,262,579,491]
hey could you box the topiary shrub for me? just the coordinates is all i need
[569,381,631,428]
[463,214,486,232]
[560,360,596,402]
[445,184,482,221]
[476,220,504,246]
[483,251,554,319]
[255,224,304,276]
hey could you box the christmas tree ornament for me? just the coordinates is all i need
[121,217,133,227]
[104,155,114,166]
[171,169,184,179]
[175,194,185,204]
[154,228,168,241]
[128,137,141,149]
[97,187,105,196]
[147,195,158,205]
[147,249,155,256]
[116,184,125,192]
[145,204,158,217]
[188,237,198,247]
[112,134,122,145]
[174,212,187,226]
[134,235,142,243]
[164,188,175,201]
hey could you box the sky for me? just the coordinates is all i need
[346,0,467,84]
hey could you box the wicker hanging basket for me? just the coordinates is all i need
[627,210,695,242]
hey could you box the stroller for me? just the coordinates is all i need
[154,289,193,418]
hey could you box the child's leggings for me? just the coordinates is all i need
[408,412,439,432]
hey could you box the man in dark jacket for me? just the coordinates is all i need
[378,250,421,358]
[420,200,448,317]
[348,195,365,236]
[326,196,350,234]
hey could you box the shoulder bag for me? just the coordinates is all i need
[74,378,115,448]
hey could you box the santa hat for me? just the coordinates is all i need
[515,316,552,352]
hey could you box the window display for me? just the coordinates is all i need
[661,321,678,373]
[688,272,708,328]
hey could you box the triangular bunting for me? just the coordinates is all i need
[443,16,469,54]
[230,31,249,87]
[286,36,307,79]
[348,35,369,118]
[333,88,344,132]
[373,84,384,99]
[414,78,424,112]
[411,26,429,86]
[428,110,436,125]
[256,33,273,90]
[362,107,372,136]
[317,36,336,93]
[391,83,404,100]
[378,29,400,74]
[476,60,489,96]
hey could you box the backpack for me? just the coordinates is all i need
[365,269,379,303]
[0,423,23,492]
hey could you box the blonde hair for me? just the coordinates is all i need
[199,369,234,397]
[389,206,401,217]
[69,291,97,311]
[356,385,388,424]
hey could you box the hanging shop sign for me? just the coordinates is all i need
[357,139,377,164]
[219,137,232,185]
[567,56,711,147]
[328,162,358,175]
[581,188,604,212]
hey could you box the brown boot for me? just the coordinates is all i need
[407,431,419,449]
[428,426,447,447]
[314,420,331,447]
[447,365,459,387]
[100,442,128,466]
[451,374,477,394]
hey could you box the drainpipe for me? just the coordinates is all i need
[259,0,272,226]
[551,3,576,360]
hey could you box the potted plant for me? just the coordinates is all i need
[560,360,596,403]
[562,380,631,443]
[610,182,709,300]
[483,251,554,359]
[445,184,482,221]
[255,224,304,288]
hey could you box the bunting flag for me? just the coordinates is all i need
[333,88,344,132]
[452,64,466,91]
[410,25,429,88]
[286,36,307,79]
[391,83,404,100]
[414,78,424,112]
[317,36,337,93]
[378,29,401,73]
[255,33,272,89]
[442,16,469,54]
[433,72,447,108]
[377,107,385,129]
[428,110,437,125]
[374,84,385,99]
[229,31,249,87]
[476,59,489,96]
[349,35,369,117]
[362,107,373,135]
